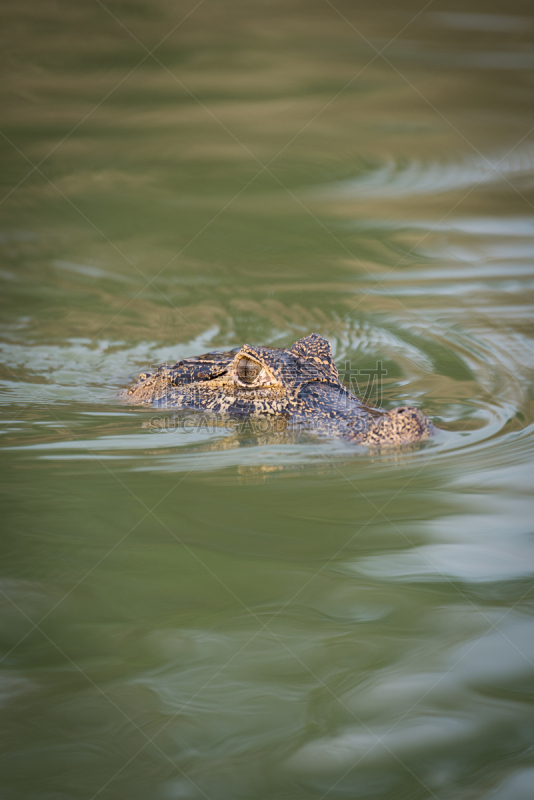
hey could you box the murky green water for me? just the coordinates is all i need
[2,1,534,798]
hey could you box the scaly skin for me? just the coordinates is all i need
[123,333,434,446]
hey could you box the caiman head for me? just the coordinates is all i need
[124,333,434,445]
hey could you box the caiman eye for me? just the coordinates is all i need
[237,356,262,384]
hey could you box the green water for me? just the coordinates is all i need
[2,1,534,798]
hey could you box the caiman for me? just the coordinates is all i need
[124,333,434,446]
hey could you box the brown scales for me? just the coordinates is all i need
[123,333,434,446]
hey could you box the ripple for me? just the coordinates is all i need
[426,12,534,33]
[347,543,534,583]
[324,147,534,199]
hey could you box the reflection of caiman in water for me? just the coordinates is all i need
[124,334,434,446]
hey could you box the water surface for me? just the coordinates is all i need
[1,1,534,798]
